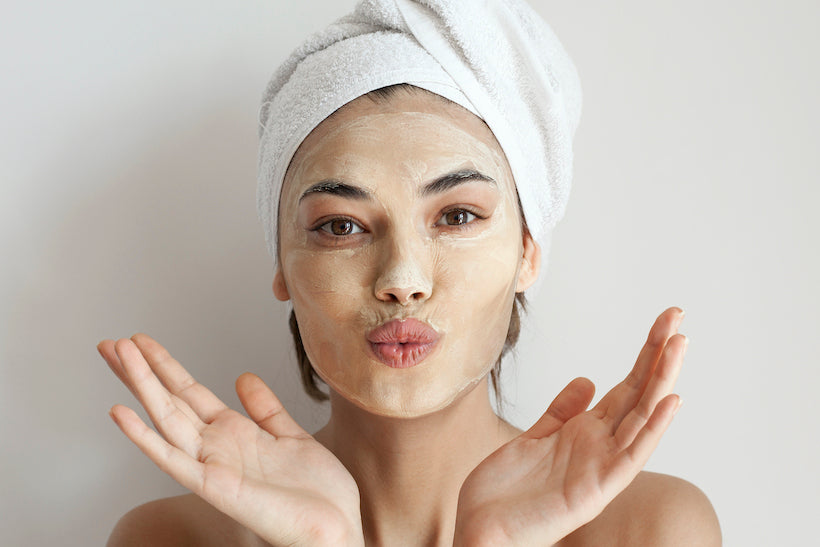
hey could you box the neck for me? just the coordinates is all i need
[314,378,521,546]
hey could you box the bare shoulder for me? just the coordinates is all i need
[107,493,266,547]
[561,471,721,546]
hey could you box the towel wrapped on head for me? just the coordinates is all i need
[257,0,582,279]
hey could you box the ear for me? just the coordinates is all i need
[515,231,541,293]
[272,266,290,301]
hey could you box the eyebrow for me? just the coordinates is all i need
[299,180,373,202]
[419,169,496,197]
[298,169,496,202]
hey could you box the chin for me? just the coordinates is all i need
[328,367,491,419]
[344,393,459,419]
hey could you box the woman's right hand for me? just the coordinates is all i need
[99,334,364,547]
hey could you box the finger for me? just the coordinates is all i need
[521,377,595,440]
[613,334,687,449]
[130,333,226,423]
[593,307,684,425]
[99,339,135,394]
[236,373,309,439]
[102,338,202,428]
[604,394,681,495]
[115,338,205,456]
[109,404,205,494]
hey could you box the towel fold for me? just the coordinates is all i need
[258,0,582,275]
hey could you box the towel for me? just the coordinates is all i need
[257,0,582,278]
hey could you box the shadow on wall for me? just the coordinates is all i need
[4,88,330,544]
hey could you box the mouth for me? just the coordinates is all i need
[366,318,440,369]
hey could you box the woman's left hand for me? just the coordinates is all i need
[453,307,686,546]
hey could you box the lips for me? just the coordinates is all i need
[366,318,440,368]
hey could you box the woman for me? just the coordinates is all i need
[100,1,720,545]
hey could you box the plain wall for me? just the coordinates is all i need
[2,1,817,544]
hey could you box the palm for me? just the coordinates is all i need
[99,335,363,546]
[456,308,687,545]
[191,409,359,542]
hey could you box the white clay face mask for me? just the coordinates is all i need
[274,92,537,418]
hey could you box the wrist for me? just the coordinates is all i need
[453,508,565,547]
[452,511,512,547]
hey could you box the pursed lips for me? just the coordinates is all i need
[366,318,440,368]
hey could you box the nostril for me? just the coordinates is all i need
[374,267,433,304]
[378,288,428,305]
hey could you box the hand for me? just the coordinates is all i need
[99,334,364,547]
[453,307,687,546]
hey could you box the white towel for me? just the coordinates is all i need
[257,0,582,277]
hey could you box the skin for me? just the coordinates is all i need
[101,90,721,546]
[274,96,537,417]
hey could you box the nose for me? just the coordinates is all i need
[373,234,433,305]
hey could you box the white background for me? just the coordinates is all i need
[2,1,817,544]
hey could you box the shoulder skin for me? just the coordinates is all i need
[560,471,722,546]
[106,494,265,547]
[108,472,721,546]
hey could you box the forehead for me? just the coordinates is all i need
[283,90,514,192]
[302,90,498,151]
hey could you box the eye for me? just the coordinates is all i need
[436,208,478,226]
[317,217,365,236]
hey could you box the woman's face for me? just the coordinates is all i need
[274,90,539,418]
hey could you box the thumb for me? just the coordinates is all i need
[522,377,595,439]
[236,373,309,439]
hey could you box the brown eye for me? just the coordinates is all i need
[318,218,364,236]
[331,219,353,235]
[437,209,477,226]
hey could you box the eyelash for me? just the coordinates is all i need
[312,216,365,237]
[310,207,487,240]
[435,207,486,228]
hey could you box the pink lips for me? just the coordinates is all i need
[366,318,440,369]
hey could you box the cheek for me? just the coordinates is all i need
[436,207,522,303]
[283,249,371,361]
[434,231,522,357]
[285,250,368,307]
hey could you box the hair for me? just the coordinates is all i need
[283,83,528,408]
